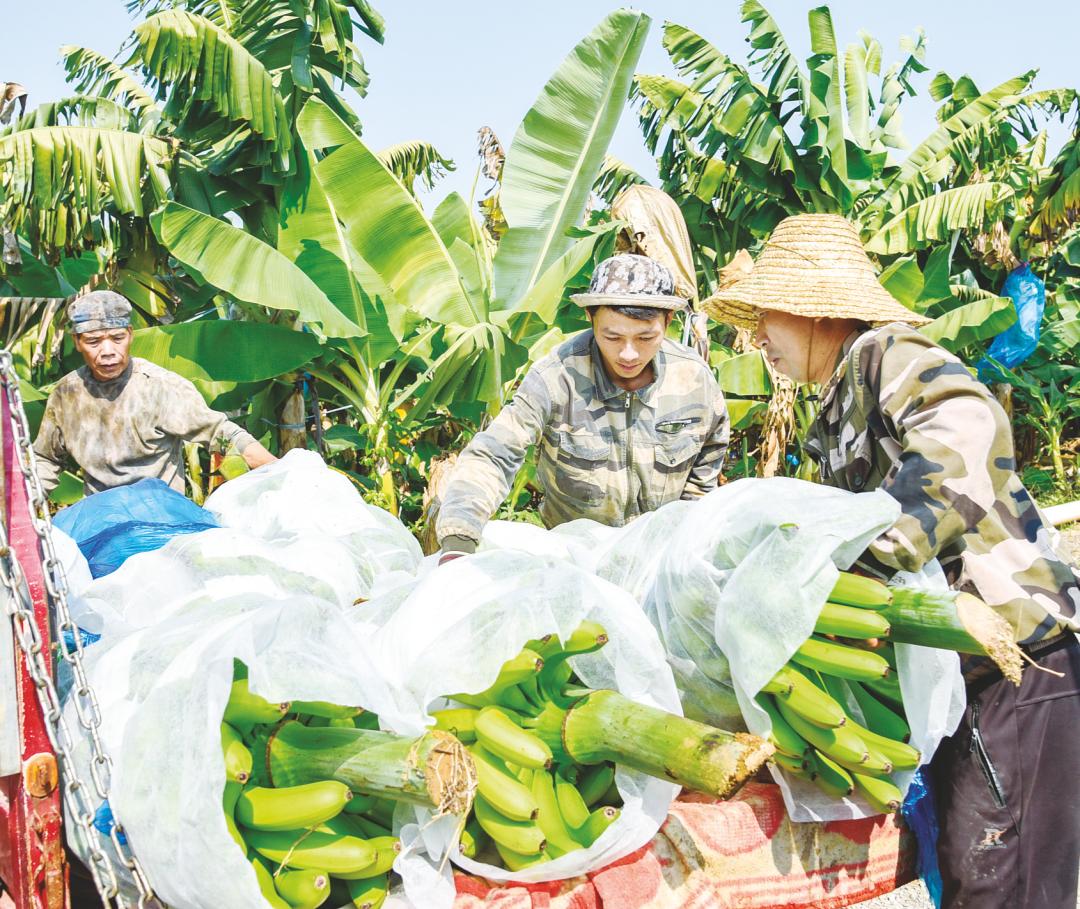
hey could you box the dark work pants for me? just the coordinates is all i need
[930,632,1080,909]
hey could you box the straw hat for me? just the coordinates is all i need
[703,214,931,328]
[571,253,687,312]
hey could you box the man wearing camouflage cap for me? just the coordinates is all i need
[706,213,1080,909]
[33,290,277,497]
[435,254,729,561]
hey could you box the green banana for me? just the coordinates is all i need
[563,620,610,654]
[792,636,892,682]
[577,763,616,807]
[224,678,291,726]
[222,722,253,784]
[809,750,855,798]
[772,751,810,774]
[828,573,892,609]
[531,769,583,854]
[249,856,290,909]
[353,710,381,731]
[273,868,330,909]
[536,621,609,704]
[236,781,352,832]
[335,837,401,879]
[348,815,392,840]
[862,674,904,712]
[495,685,536,715]
[476,707,553,770]
[223,781,247,852]
[516,675,546,713]
[774,698,870,770]
[756,696,810,758]
[845,721,921,771]
[575,806,620,847]
[851,682,910,742]
[243,828,375,875]
[814,602,891,639]
[452,649,545,709]
[430,707,479,743]
[474,795,546,855]
[494,841,551,871]
[459,816,488,859]
[290,701,362,720]
[342,793,376,816]
[853,772,903,813]
[345,873,388,909]
[469,744,539,821]
[765,666,848,728]
[365,799,396,830]
[554,774,590,830]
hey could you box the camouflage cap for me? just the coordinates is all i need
[571,254,688,311]
[68,290,132,334]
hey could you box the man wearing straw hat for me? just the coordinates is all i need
[706,213,1080,909]
[435,253,729,559]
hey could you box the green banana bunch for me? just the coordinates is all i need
[760,570,1021,814]
[273,868,331,909]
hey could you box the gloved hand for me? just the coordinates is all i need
[437,550,466,566]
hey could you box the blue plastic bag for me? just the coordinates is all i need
[53,478,218,578]
[977,263,1046,382]
[901,768,943,908]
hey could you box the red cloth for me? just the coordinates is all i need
[454,782,915,908]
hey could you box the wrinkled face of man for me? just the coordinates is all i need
[754,309,816,383]
[590,307,672,388]
[74,327,133,382]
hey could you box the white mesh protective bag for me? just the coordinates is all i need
[358,549,682,907]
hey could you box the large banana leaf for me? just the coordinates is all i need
[0,127,174,253]
[376,140,454,194]
[153,201,362,338]
[131,10,291,157]
[296,99,479,326]
[872,72,1034,217]
[804,6,849,202]
[132,320,320,382]
[715,350,772,395]
[864,182,1012,255]
[493,9,650,307]
[279,148,374,335]
[61,46,158,114]
[919,294,1016,353]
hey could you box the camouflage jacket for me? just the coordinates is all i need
[805,323,1079,645]
[33,358,257,496]
[436,330,729,546]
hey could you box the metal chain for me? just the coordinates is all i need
[0,351,158,908]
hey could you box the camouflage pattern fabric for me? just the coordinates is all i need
[436,330,729,545]
[33,357,257,496]
[805,323,1080,645]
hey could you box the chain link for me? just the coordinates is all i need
[0,351,158,908]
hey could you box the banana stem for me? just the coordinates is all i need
[882,589,1024,684]
[265,722,476,816]
[559,690,773,799]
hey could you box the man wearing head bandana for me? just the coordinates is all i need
[33,290,276,496]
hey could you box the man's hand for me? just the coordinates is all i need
[241,441,278,470]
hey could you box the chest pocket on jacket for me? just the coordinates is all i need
[654,431,702,500]
[829,429,874,492]
[545,430,608,505]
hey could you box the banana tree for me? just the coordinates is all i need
[634,1,1074,346]
[150,9,650,513]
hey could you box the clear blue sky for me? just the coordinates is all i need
[8,1,1079,206]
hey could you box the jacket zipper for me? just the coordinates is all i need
[625,392,637,512]
[969,701,1007,809]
